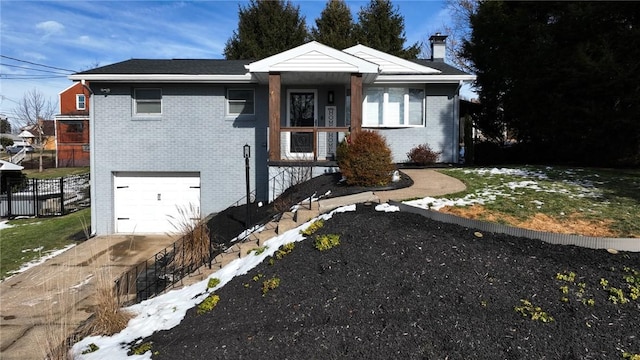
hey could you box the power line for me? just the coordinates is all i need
[1,75,69,80]
[0,63,71,75]
[0,54,77,73]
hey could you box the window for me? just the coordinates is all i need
[66,121,83,133]
[134,88,162,115]
[227,89,254,116]
[76,94,86,110]
[363,87,425,127]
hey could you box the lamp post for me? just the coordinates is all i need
[243,144,251,228]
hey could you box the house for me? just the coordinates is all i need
[20,120,56,150]
[55,82,91,167]
[69,34,475,235]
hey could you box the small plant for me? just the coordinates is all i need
[336,130,395,187]
[197,294,220,314]
[314,234,341,251]
[81,343,100,354]
[248,246,268,256]
[556,271,576,283]
[623,352,640,360]
[301,219,324,236]
[130,341,153,355]
[514,299,554,323]
[608,286,629,304]
[406,143,440,165]
[262,276,280,296]
[253,273,264,282]
[275,242,295,259]
[207,277,221,289]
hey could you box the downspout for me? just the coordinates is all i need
[453,80,463,163]
[83,79,97,238]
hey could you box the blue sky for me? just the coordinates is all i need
[0,0,453,121]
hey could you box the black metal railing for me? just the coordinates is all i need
[0,173,90,217]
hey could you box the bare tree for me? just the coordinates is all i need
[13,88,57,172]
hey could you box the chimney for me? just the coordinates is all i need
[429,33,448,62]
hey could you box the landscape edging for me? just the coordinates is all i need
[390,201,640,252]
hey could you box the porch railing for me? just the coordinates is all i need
[277,127,348,162]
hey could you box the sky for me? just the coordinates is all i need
[0,0,455,126]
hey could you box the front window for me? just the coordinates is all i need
[76,94,86,110]
[227,89,255,116]
[134,88,162,115]
[363,87,425,127]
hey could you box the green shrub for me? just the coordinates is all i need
[0,136,14,148]
[301,219,324,236]
[337,130,395,187]
[207,277,221,289]
[262,277,280,295]
[275,242,295,259]
[407,143,440,165]
[197,294,220,314]
[314,234,340,251]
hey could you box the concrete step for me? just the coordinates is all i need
[251,228,278,246]
[318,191,379,213]
[294,208,319,224]
[276,218,298,234]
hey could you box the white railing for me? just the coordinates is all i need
[10,148,27,164]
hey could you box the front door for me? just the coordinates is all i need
[287,89,317,157]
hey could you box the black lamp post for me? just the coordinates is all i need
[243,144,251,228]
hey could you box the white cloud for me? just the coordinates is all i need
[36,20,65,38]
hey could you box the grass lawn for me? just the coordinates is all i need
[0,208,91,280]
[438,166,640,237]
[22,166,89,179]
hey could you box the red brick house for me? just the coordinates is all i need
[55,82,90,167]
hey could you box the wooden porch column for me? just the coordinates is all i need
[269,73,281,161]
[350,73,363,137]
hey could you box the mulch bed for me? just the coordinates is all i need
[148,200,640,359]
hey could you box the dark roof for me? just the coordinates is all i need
[411,59,470,76]
[74,58,471,77]
[75,59,249,75]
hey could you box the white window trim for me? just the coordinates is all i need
[226,88,255,117]
[76,94,86,110]
[133,88,162,116]
[362,86,425,128]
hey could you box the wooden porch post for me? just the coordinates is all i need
[350,73,362,137]
[269,73,281,161]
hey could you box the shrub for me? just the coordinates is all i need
[0,136,13,148]
[262,277,280,295]
[314,234,340,251]
[337,130,395,187]
[407,144,440,165]
[207,277,221,289]
[301,219,324,236]
[197,294,220,314]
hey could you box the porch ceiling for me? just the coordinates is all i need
[253,71,377,85]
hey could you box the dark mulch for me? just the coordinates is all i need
[206,171,413,244]
[148,204,640,359]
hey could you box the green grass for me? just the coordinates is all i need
[439,166,640,237]
[0,208,91,280]
[23,166,89,179]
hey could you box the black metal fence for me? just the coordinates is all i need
[114,228,226,304]
[0,173,90,217]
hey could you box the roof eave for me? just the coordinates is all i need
[372,74,476,84]
[68,74,255,83]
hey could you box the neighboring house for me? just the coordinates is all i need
[55,82,91,167]
[20,120,56,151]
[70,34,475,235]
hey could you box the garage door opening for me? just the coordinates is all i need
[114,172,200,234]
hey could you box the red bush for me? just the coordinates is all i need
[337,131,395,186]
[407,144,440,165]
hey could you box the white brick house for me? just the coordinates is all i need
[70,37,474,235]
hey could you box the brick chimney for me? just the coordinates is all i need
[429,33,448,62]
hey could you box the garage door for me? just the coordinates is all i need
[114,172,200,234]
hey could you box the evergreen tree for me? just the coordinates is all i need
[354,0,420,59]
[224,0,308,60]
[310,0,357,49]
[463,1,640,166]
[0,118,11,133]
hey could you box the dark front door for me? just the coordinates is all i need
[289,90,316,155]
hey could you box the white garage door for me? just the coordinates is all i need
[114,172,200,234]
